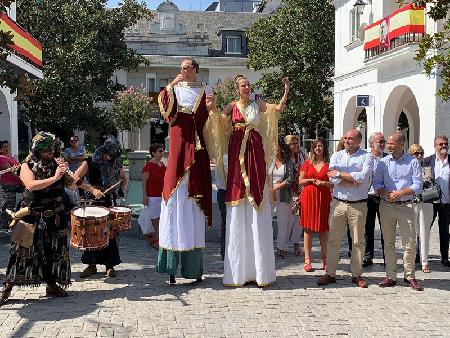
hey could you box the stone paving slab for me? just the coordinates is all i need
[0,224,449,337]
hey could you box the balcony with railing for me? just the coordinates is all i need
[363,3,425,61]
[0,12,42,69]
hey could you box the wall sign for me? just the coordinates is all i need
[356,95,370,107]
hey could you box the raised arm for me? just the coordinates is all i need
[258,77,290,113]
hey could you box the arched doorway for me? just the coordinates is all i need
[343,96,367,145]
[356,108,367,149]
[383,86,419,148]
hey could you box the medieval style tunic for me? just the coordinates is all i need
[4,160,71,288]
[222,101,280,286]
[156,82,212,279]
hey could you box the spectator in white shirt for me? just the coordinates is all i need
[423,135,450,267]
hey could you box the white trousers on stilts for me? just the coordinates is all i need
[159,174,205,251]
[223,190,276,286]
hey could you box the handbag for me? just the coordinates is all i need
[10,220,36,248]
[421,179,442,203]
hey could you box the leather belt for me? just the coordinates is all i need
[333,197,367,204]
[31,205,65,218]
[382,199,412,205]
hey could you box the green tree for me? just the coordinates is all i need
[109,85,157,132]
[213,77,237,110]
[16,0,152,133]
[247,0,334,137]
[400,0,450,100]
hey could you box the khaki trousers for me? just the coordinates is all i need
[379,201,416,280]
[326,199,367,277]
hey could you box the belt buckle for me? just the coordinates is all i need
[43,210,53,218]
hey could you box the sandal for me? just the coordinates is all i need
[304,258,314,272]
[422,264,431,273]
[294,243,302,256]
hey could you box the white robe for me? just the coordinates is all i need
[159,83,209,252]
[222,103,276,286]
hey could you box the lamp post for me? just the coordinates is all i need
[354,0,367,15]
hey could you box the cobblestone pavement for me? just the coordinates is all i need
[0,224,450,338]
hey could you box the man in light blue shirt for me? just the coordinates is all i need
[318,129,373,288]
[373,132,423,291]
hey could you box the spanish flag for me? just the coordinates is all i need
[364,3,425,51]
[0,13,43,67]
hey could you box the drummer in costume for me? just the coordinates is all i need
[0,132,102,306]
[77,136,127,278]
[209,75,290,287]
[156,58,219,284]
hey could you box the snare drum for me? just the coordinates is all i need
[109,206,132,232]
[70,206,110,251]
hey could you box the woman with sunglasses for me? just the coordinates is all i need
[408,144,434,273]
[139,143,166,250]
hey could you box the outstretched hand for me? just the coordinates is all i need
[206,94,216,111]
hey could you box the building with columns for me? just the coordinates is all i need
[0,3,43,157]
[331,0,450,153]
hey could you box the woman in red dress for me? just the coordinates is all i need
[299,138,332,272]
[139,143,166,250]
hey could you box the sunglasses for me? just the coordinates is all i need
[413,151,424,156]
[436,142,449,146]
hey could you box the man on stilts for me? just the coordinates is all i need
[156,58,217,284]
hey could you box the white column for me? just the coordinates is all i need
[9,92,19,158]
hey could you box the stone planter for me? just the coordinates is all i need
[127,150,149,180]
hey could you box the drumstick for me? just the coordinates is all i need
[102,180,123,195]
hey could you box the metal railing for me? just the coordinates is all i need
[364,32,424,61]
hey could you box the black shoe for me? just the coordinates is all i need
[347,251,352,258]
[441,259,450,267]
[196,277,203,283]
[0,283,13,307]
[362,258,373,267]
[169,275,176,284]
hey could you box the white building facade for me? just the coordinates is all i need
[332,0,450,153]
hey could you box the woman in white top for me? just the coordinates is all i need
[271,143,295,258]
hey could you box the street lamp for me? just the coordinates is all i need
[354,0,367,15]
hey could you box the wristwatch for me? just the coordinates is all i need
[336,171,341,178]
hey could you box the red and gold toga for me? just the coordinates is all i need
[213,100,281,287]
[156,81,219,279]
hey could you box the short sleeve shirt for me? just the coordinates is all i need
[143,161,166,197]
[64,145,86,172]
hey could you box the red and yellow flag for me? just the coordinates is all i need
[364,3,425,51]
[0,13,42,67]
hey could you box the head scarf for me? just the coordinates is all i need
[26,131,59,179]
[94,135,121,161]
[31,132,57,153]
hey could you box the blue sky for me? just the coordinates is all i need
[106,0,214,11]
